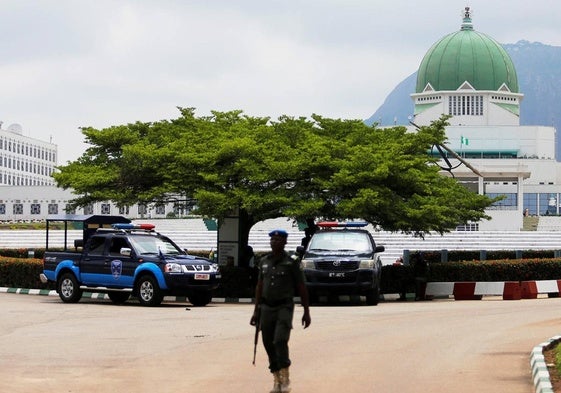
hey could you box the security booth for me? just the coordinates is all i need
[45,214,131,251]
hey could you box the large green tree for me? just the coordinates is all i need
[53,108,496,245]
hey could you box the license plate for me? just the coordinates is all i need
[329,272,345,278]
[194,273,210,280]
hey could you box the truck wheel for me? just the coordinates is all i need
[188,291,212,307]
[136,275,163,307]
[57,272,83,303]
[108,292,130,305]
[365,285,380,306]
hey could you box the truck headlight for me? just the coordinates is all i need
[165,263,182,273]
[301,259,315,269]
[359,260,375,269]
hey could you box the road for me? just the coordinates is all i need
[1,294,560,393]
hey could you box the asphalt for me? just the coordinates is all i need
[0,285,557,392]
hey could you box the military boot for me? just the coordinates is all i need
[279,367,291,393]
[270,371,281,393]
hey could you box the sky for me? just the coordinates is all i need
[1,0,561,164]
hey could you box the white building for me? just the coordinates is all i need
[0,186,196,221]
[409,7,559,231]
[0,123,57,186]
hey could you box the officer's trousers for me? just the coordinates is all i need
[260,303,294,372]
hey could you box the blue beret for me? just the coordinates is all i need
[269,229,288,238]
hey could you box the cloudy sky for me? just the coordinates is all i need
[1,0,560,163]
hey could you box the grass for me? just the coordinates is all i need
[556,344,561,378]
[0,222,72,230]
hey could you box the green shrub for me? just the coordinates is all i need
[4,250,561,296]
[0,258,52,289]
[427,258,561,282]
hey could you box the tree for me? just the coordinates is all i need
[53,108,496,246]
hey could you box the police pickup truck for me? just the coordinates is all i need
[296,221,384,305]
[40,215,220,307]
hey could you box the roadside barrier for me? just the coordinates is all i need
[426,280,561,300]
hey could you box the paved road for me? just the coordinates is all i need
[1,294,560,393]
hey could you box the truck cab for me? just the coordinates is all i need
[296,221,384,305]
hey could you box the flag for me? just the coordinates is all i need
[461,136,469,145]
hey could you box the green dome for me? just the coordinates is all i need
[415,8,519,93]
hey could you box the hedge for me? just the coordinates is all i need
[3,250,561,298]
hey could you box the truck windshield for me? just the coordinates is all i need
[128,236,182,255]
[308,231,372,253]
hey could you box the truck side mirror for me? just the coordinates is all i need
[120,248,132,257]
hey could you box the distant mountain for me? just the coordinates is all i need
[365,41,561,159]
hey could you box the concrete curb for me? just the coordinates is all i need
[426,280,561,300]
[530,335,561,393]
[0,286,400,304]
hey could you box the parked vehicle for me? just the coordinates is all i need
[40,215,220,306]
[296,221,384,305]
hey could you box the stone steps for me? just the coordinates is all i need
[6,223,561,266]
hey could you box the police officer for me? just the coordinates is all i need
[250,229,311,393]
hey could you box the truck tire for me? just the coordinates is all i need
[365,285,380,306]
[57,272,83,303]
[136,275,163,307]
[108,292,130,305]
[188,291,212,307]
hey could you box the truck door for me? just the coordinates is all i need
[80,235,108,285]
[106,236,136,287]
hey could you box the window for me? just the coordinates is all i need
[48,203,58,214]
[31,203,41,215]
[13,204,23,215]
[87,237,106,256]
[138,204,147,215]
[109,237,130,256]
[155,204,166,215]
[101,203,111,215]
[119,206,130,215]
[83,204,94,215]
[486,193,517,210]
[448,95,483,116]
[0,204,5,214]
[539,193,558,215]
[65,204,76,214]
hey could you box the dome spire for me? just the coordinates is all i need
[461,6,474,30]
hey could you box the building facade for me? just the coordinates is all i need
[0,123,57,186]
[409,7,560,230]
[0,186,195,222]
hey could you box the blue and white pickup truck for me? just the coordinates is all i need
[40,215,220,307]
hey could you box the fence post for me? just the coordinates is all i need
[441,249,448,263]
[516,250,523,259]
[479,250,487,261]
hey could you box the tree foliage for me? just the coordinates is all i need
[53,108,496,240]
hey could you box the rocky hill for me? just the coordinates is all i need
[365,40,561,158]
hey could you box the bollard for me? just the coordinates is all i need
[441,249,448,263]
[479,250,487,261]
[403,249,410,265]
[516,250,523,259]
